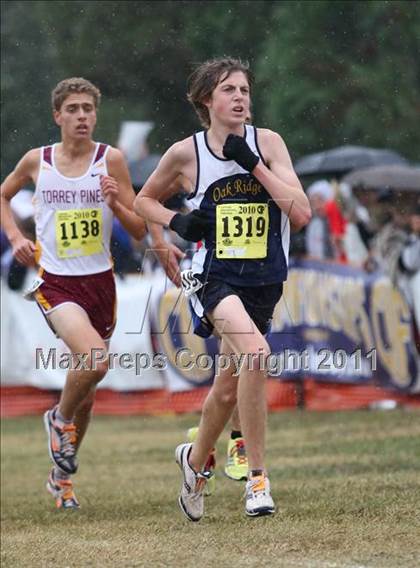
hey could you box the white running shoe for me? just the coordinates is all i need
[245,474,275,517]
[186,427,216,496]
[175,442,212,522]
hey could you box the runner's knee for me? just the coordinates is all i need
[84,355,109,382]
[213,382,237,408]
[92,359,109,381]
[241,339,271,371]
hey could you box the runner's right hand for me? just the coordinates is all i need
[10,235,36,266]
[151,241,185,287]
[169,210,211,242]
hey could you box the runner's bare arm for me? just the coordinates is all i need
[147,178,187,287]
[253,130,311,231]
[134,141,191,227]
[103,148,147,241]
[148,222,185,287]
[0,149,39,265]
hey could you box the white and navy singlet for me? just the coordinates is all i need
[187,124,290,286]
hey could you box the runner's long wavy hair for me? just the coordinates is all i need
[187,57,253,129]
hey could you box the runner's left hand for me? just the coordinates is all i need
[100,175,119,209]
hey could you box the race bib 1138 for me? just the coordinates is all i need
[55,208,103,258]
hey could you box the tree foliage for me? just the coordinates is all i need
[257,1,420,159]
[1,1,59,178]
[1,0,419,177]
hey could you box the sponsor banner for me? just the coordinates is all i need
[154,260,419,393]
[2,261,418,394]
[269,259,419,392]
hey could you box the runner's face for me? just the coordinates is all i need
[54,93,97,139]
[206,71,250,127]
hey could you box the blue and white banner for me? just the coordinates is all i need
[154,260,419,393]
[2,261,419,394]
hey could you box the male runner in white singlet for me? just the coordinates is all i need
[0,78,146,509]
[134,58,311,519]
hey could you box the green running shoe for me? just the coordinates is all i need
[224,437,248,481]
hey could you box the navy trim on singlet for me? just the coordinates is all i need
[187,134,201,201]
[203,124,247,162]
[253,126,268,167]
[204,131,229,162]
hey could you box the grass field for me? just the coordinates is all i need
[1,409,420,568]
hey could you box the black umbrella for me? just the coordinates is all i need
[342,164,420,192]
[294,145,408,177]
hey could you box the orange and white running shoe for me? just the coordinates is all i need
[44,406,78,474]
[46,468,80,510]
[244,474,275,517]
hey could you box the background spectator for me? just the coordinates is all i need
[399,205,420,348]
[2,189,35,290]
[305,180,335,260]
[372,199,410,290]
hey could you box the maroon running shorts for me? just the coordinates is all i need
[34,268,117,340]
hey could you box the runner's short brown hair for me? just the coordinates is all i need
[51,78,101,111]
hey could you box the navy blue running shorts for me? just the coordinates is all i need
[189,279,283,338]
